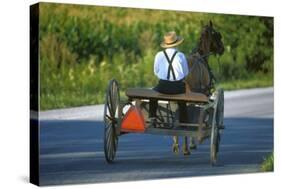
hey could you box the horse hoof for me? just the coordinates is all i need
[172,144,180,154]
[190,144,197,150]
[183,150,191,156]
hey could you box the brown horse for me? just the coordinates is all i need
[172,21,224,155]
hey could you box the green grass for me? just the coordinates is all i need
[219,74,273,91]
[260,153,274,172]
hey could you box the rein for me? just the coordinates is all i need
[199,52,213,60]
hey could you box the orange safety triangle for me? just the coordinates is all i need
[121,106,146,132]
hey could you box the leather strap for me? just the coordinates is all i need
[163,50,178,80]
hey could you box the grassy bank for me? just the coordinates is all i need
[260,153,274,172]
[220,74,273,91]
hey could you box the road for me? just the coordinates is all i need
[39,87,273,186]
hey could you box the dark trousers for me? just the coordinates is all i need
[149,80,188,123]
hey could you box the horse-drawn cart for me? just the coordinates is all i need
[103,79,224,165]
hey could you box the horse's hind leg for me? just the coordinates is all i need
[172,136,179,154]
[183,136,191,156]
[189,137,197,150]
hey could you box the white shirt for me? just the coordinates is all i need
[154,48,189,81]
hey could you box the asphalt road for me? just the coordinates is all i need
[39,87,273,186]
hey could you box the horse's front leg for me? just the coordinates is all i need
[172,136,179,154]
[189,137,197,149]
[182,136,191,156]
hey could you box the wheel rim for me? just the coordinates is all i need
[210,127,218,165]
[104,79,120,163]
[216,89,224,128]
[210,90,220,165]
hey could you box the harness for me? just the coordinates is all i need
[188,52,216,95]
[163,50,178,80]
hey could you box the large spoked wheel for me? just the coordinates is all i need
[210,89,223,166]
[216,88,224,129]
[104,79,120,163]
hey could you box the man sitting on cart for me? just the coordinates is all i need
[149,31,189,125]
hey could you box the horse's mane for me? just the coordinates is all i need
[198,26,212,56]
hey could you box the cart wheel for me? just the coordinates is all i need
[210,89,221,166]
[104,79,120,163]
[210,126,219,166]
[216,88,224,129]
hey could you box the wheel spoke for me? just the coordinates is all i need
[107,128,114,160]
[113,137,117,153]
[106,136,111,157]
[105,114,117,162]
[112,137,117,160]
[105,114,113,122]
[112,130,118,153]
[111,84,115,109]
[106,124,112,136]
[107,95,114,117]
[104,116,112,129]
[111,83,117,117]
[106,127,112,156]
[109,139,114,160]
[108,91,113,114]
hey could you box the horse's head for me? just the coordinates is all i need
[199,21,224,56]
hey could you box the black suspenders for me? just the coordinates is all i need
[163,50,178,80]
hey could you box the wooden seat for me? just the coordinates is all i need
[126,88,208,103]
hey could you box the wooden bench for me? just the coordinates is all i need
[126,88,209,103]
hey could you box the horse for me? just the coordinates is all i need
[172,21,224,155]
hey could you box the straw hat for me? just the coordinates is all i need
[160,31,184,48]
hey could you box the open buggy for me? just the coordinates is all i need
[103,79,224,165]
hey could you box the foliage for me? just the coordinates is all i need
[260,153,274,172]
[39,3,273,110]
